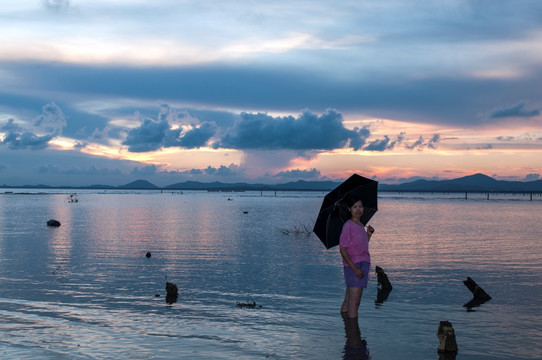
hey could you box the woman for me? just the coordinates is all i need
[339,196,374,318]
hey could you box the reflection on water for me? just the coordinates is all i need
[342,313,371,360]
[375,287,392,306]
[0,191,541,359]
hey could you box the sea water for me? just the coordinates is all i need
[0,190,541,359]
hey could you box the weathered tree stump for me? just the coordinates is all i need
[437,320,458,353]
[165,282,178,304]
[47,219,61,227]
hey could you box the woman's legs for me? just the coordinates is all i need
[341,288,349,313]
[341,287,363,318]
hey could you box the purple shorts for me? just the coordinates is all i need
[344,261,370,288]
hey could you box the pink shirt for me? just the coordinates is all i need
[339,220,370,267]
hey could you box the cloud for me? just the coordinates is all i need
[44,0,70,11]
[477,144,493,150]
[490,103,540,119]
[0,102,67,150]
[363,132,405,152]
[406,134,440,150]
[122,114,182,153]
[215,109,370,151]
[37,163,123,176]
[179,122,217,148]
[178,164,241,177]
[2,131,54,150]
[202,164,241,176]
[524,173,540,181]
[273,168,321,179]
[33,102,66,136]
[122,105,219,152]
[1,119,54,150]
[131,164,158,176]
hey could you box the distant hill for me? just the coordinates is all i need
[1,173,541,192]
[165,179,339,191]
[379,173,542,192]
[118,180,159,190]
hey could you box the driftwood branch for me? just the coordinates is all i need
[276,223,312,237]
[463,277,491,309]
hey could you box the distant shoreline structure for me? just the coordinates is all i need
[1,173,542,193]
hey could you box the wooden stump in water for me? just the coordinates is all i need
[165,282,178,304]
[436,320,458,353]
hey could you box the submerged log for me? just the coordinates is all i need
[436,320,458,353]
[236,300,262,309]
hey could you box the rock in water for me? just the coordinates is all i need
[47,219,61,227]
[437,321,458,353]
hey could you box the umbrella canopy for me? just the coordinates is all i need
[313,174,378,249]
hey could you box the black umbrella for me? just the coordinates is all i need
[313,174,378,249]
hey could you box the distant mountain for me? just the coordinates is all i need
[118,179,159,189]
[2,173,541,192]
[274,180,342,190]
[379,173,542,192]
[164,179,338,191]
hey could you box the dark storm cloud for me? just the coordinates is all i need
[2,131,54,150]
[10,60,542,127]
[179,122,217,148]
[215,109,369,151]
[122,105,218,152]
[490,103,540,119]
[1,102,68,150]
[122,117,182,152]
[1,119,54,150]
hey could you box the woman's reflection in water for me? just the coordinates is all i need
[342,313,371,360]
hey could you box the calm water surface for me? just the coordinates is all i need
[0,190,541,359]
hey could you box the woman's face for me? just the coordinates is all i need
[349,200,364,219]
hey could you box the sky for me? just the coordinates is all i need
[1,0,542,187]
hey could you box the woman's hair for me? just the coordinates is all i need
[344,194,363,208]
